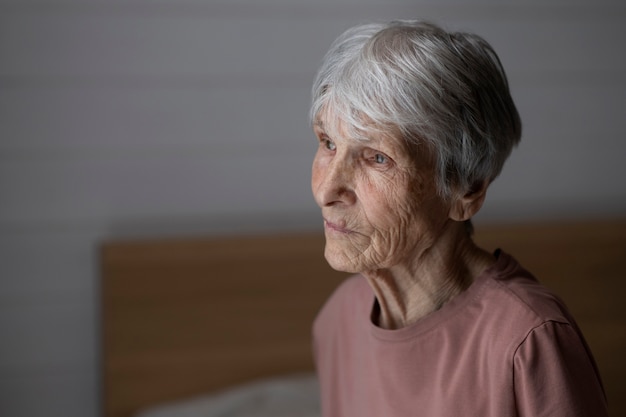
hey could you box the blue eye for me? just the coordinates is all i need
[374,153,387,164]
[324,139,336,151]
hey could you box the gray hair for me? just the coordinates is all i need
[310,20,522,198]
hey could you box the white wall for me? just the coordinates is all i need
[1,1,625,416]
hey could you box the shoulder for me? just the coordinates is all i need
[482,251,572,326]
[464,251,583,356]
[513,320,608,414]
[474,253,607,410]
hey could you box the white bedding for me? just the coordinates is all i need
[134,373,320,417]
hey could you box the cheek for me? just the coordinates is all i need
[358,175,448,266]
[360,173,416,230]
[365,200,417,255]
[354,180,417,257]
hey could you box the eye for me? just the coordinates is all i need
[364,148,394,169]
[374,153,387,164]
[368,151,390,165]
[322,137,336,151]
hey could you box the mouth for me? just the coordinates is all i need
[324,219,353,234]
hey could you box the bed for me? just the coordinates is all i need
[101,219,626,417]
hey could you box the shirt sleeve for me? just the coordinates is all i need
[513,320,608,417]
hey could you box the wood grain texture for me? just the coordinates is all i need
[102,220,626,417]
[101,233,349,417]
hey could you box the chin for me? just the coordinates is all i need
[323,241,363,274]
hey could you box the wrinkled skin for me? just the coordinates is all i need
[312,117,451,274]
[311,114,494,329]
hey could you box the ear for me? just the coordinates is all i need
[448,181,489,221]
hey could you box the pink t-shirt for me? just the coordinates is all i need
[313,251,608,417]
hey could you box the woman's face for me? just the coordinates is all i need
[311,114,453,274]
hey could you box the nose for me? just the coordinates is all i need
[312,152,357,207]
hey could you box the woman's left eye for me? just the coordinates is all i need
[364,149,392,167]
[374,153,387,164]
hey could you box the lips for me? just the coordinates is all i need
[324,219,353,234]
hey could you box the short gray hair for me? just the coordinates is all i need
[310,20,522,198]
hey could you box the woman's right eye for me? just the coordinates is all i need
[322,138,336,151]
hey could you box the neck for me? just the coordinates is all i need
[364,221,494,330]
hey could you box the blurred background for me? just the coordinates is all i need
[1,0,625,416]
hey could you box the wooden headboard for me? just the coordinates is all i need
[101,219,626,417]
[101,233,350,417]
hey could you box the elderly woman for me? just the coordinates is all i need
[310,20,607,416]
